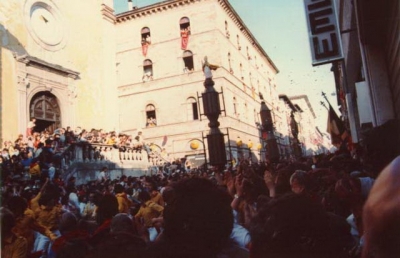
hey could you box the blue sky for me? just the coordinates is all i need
[113,0,338,131]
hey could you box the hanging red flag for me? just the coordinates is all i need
[181,28,189,50]
[142,43,148,56]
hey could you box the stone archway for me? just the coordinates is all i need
[30,91,61,133]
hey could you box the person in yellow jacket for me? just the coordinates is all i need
[114,184,133,214]
[31,178,64,258]
[7,195,57,254]
[135,190,164,242]
[29,159,41,179]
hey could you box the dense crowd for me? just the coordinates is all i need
[1,126,400,258]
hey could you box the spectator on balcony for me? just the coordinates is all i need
[26,118,36,137]
[98,167,109,183]
[14,134,25,147]
[106,134,117,146]
[74,127,82,139]
[146,117,157,127]
[134,131,150,153]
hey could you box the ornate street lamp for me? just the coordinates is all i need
[236,136,243,148]
[247,139,253,161]
[190,140,200,150]
[257,143,262,152]
[259,95,279,163]
[236,136,243,159]
[247,139,253,149]
[290,111,302,158]
[201,57,226,167]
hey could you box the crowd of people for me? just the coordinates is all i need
[1,125,400,258]
[1,125,167,181]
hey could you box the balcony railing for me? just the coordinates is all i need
[60,142,153,168]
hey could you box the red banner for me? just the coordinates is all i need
[181,29,189,50]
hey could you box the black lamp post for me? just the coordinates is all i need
[290,111,302,158]
[260,99,279,163]
[202,75,226,167]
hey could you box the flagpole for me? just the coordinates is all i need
[320,101,329,111]
[321,92,332,107]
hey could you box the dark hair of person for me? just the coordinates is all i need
[6,196,28,218]
[114,184,124,194]
[138,190,151,203]
[274,169,293,196]
[150,177,233,258]
[1,208,16,237]
[39,193,56,207]
[249,193,350,258]
[96,194,118,225]
[55,239,88,258]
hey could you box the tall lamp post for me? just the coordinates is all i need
[247,139,253,161]
[290,111,302,158]
[201,57,226,168]
[236,136,243,159]
[257,143,263,161]
[259,95,279,163]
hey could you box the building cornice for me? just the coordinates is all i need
[218,0,279,73]
[279,94,298,112]
[115,0,279,73]
[15,54,80,79]
[289,95,316,119]
[101,4,116,24]
[116,0,197,21]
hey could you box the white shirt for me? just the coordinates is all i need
[98,171,106,181]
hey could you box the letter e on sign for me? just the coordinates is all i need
[303,0,343,66]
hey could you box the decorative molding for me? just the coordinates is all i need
[289,95,317,119]
[101,4,116,24]
[14,54,80,79]
[115,0,279,73]
[116,0,198,21]
[23,0,68,51]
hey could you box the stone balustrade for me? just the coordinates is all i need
[61,142,150,166]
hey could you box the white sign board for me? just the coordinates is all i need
[304,0,344,66]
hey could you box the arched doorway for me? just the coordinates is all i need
[30,91,61,133]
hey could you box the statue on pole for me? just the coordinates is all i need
[202,56,219,79]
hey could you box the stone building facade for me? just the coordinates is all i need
[1,0,305,164]
[115,0,281,162]
[333,0,400,170]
